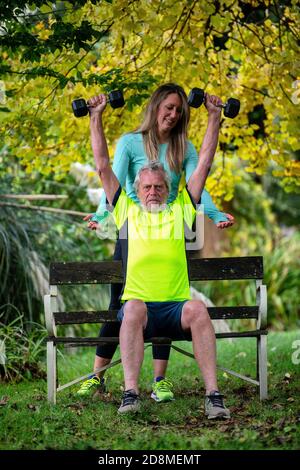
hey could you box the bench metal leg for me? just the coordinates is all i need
[257,335,268,400]
[47,341,57,404]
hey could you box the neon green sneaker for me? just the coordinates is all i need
[76,375,105,397]
[151,378,174,402]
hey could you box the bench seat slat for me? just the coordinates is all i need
[47,330,268,346]
[50,256,263,285]
[53,306,259,325]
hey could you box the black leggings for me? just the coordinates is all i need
[96,239,171,360]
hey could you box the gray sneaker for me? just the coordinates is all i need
[118,389,141,414]
[205,390,231,419]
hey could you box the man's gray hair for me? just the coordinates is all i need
[134,161,171,193]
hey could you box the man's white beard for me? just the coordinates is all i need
[142,202,167,213]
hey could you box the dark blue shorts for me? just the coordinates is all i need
[117,301,192,341]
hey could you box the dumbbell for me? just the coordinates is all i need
[187,87,240,118]
[72,90,125,117]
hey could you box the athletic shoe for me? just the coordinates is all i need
[76,375,106,397]
[204,390,231,419]
[118,389,140,413]
[151,378,174,402]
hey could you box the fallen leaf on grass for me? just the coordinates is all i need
[148,416,160,424]
[0,396,9,406]
[229,406,250,416]
[65,402,85,410]
[283,373,293,384]
[92,390,112,401]
[252,422,264,429]
[287,397,295,402]
[272,403,284,409]
[218,425,231,432]
[274,417,287,431]
[186,417,198,425]
[33,394,44,401]
[27,404,40,412]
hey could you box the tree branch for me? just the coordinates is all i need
[0,202,87,217]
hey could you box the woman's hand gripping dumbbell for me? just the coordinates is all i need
[188,87,240,118]
[72,90,125,117]
[86,94,108,117]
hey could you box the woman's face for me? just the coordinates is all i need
[156,93,182,136]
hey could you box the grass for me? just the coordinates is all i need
[0,330,299,450]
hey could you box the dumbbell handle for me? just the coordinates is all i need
[87,95,112,106]
[202,92,225,109]
[205,96,240,119]
[88,90,124,110]
[204,100,226,110]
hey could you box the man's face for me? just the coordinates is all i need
[137,170,169,211]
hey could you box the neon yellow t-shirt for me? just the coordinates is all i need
[112,187,197,302]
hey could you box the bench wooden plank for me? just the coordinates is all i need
[54,310,119,324]
[188,257,263,280]
[50,261,123,285]
[50,256,263,285]
[53,306,259,325]
[48,329,268,346]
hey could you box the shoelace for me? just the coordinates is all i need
[155,379,173,391]
[207,393,225,408]
[122,390,139,406]
[80,377,100,390]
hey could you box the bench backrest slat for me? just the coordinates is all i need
[50,260,123,285]
[50,256,263,285]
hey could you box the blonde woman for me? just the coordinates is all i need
[77,83,234,401]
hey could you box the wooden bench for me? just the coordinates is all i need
[44,256,268,404]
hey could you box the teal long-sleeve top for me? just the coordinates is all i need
[92,132,228,224]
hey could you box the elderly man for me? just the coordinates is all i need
[89,92,230,419]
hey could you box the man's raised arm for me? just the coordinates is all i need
[187,94,222,204]
[89,94,119,205]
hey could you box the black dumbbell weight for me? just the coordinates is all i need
[72,90,125,117]
[188,87,240,119]
[187,87,205,108]
[223,98,240,118]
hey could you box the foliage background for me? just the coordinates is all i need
[1,0,299,195]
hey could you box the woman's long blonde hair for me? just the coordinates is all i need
[136,83,190,174]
